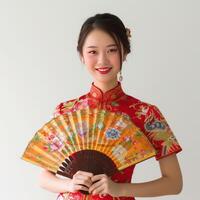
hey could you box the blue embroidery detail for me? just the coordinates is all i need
[145,120,166,131]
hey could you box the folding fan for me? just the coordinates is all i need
[22,107,156,193]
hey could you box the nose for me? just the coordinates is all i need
[97,51,109,66]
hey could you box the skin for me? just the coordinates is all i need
[38,28,183,198]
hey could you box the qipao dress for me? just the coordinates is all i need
[53,82,182,200]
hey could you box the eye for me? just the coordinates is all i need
[88,50,97,54]
[108,48,118,53]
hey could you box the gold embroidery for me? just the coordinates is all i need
[92,92,97,97]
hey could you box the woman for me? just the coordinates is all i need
[39,13,183,200]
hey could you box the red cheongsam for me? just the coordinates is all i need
[53,82,182,200]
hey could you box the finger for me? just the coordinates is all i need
[74,178,92,188]
[92,185,105,195]
[89,179,103,193]
[74,184,89,192]
[91,174,106,182]
[75,170,93,177]
[73,174,92,186]
[74,174,92,182]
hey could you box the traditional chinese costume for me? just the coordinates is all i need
[54,82,182,200]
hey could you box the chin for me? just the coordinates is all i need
[95,77,117,84]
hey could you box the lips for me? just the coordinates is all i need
[95,67,112,74]
[95,66,112,71]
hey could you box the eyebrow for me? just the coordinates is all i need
[86,44,117,48]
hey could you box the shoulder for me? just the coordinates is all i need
[52,94,87,117]
[123,94,167,124]
[125,94,156,113]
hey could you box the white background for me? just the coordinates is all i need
[0,0,199,199]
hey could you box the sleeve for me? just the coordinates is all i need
[143,104,182,160]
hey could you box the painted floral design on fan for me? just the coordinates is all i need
[114,119,128,131]
[74,98,90,110]
[43,130,65,152]
[112,145,127,163]
[106,128,121,139]
[96,121,105,130]
[75,121,88,137]
[121,136,133,149]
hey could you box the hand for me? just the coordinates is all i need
[89,174,122,197]
[68,170,93,193]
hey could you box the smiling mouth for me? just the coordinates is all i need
[95,67,112,74]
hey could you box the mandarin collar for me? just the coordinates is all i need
[88,81,125,102]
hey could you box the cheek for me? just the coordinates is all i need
[85,55,97,66]
[111,54,121,65]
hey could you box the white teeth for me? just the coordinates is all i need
[96,68,111,72]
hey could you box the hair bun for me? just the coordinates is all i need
[126,28,131,39]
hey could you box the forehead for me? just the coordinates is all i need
[83,29,116,48]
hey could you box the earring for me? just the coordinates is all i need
[119,71,123,82]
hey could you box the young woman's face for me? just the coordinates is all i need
[81,29,125,84]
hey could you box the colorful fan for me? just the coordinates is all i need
[22,107,156,187]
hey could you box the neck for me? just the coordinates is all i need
[93,79,119,93]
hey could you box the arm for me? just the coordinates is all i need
[88,154,183,197]
[38,170,93,194]
[38,170,72,193]
[120,154,183,197]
